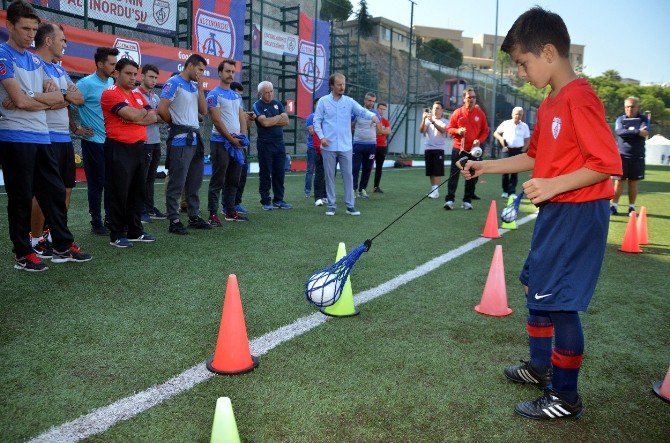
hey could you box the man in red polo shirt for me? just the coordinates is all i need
[445,88,489,210]
[100,58,157,248]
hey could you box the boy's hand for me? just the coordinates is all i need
[458,158,484,180]
[522,178,559,205]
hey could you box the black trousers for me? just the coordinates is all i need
[143,143,162,212]
[313,153,326,200]
[104,138,146,241]
[446,148,480,203]
[501,147,523,194]
[374,146,387,188]
[208,141,242,215]
[0,141,73,256]
[81,139,108,227]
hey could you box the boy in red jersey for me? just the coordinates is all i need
[460,7,622,419]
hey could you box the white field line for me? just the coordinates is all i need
[28,214,537,443]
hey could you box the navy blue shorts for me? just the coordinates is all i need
[613,155,645,180]
[520,200,610,311]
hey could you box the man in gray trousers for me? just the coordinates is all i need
[313,73,379,216]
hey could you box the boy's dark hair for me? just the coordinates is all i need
[34,23,63,49]
[501,6,570,58]
[142,64,159,75]
[462,87,476,97]
[7,0,40,25]
[231,81,243,92]
[185,54,207,68]
[377,102,387,108]
[217,59,236,72]
[94,47,120,65]
[432,100,442,107]
[115,58,139,72]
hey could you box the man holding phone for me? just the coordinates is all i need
[610,96,649,215]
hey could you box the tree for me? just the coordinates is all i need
[357,0,374,37]
[417,38,463,68]
[319,0,353,21]
[601,69,622,82]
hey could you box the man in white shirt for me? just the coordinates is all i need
[493,106,530,197]
[419,101,449,199]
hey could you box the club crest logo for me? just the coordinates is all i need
[153,0,170,26]
[195,9,235,58]
[474,116,480,122]
[114,39,141,66]
[298,40,326,92]
[0,62,6,76]
[552,117,562,139]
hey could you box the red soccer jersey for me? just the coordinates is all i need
[447,105,489,151]
[527,78,622,203]
[376,117,390,147]
[100,85,151,144]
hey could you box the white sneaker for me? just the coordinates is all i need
[428,189,439,199]
[443,201,454,210]
[346,207,361,216]
[325,207,335,216]
[461,202,473,210]
[359,189,369,199]
[314,199,324,206]
[501,192,509,198]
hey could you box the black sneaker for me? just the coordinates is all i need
[33,238,53,259]
[504,360,552,387]
[52,244,93,263]
[91,225,109,236]
[610,205,618,215]
[373,187,384,193]
[188,216,213,230]
[515,389,583,420]
[168,219,188,235]
[14,252,48,272]
[148,207,167,220]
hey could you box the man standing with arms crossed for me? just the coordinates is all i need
[0,0,91,271]
[352,92,381,199]
[72,46,119,235]
[445,87,489,210]
[158,54,211,234]
[493,106,530,198]
[610,96,649,215]
[313,73,380,216]
[253,81,293,210]
[134,64,167,223]
[206,59,249,225]
[30,22,84,258]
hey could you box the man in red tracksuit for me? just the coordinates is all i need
[444,88,489,210]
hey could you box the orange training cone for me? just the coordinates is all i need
[653,366,670,403]
[481,200,500,239]
[475,245,512,316]
[619,211,642,253]
[207,274,259,375]
[637,206,649,245]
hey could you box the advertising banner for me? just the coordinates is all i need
[0,9,224,90]
[26,0,178,35]
[296,12,330,119]
[252,24,299,57]
[191,0,245,62]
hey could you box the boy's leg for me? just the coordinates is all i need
[305,148,315,196]
[445,149,461,203]
[548,311,584,404]
[504,308,553,386]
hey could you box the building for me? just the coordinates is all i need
[414,26,585,76]
[341,17,415,56]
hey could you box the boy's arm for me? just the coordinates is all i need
[523,167,610,205]
[461,153,535,179]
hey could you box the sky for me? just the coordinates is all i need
[359,0,670,85]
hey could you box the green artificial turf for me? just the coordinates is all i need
[1,166,669,442]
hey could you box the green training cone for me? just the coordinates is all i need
[501,195,517,230]
[210,397,241,443]
[320,242,360,317]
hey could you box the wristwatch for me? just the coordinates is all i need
[27,90,35,97]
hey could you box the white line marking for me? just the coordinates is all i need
[28,215,537,442]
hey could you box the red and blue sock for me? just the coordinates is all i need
[549,311,584,404]
[527,309,553,373]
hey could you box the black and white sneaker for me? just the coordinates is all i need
[188,216,213,230]
[515,389,583,420]
[504,360,552,387]
[14,253,48,272]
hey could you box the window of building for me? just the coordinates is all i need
[382,27,391,41]
[398,33,404,42]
